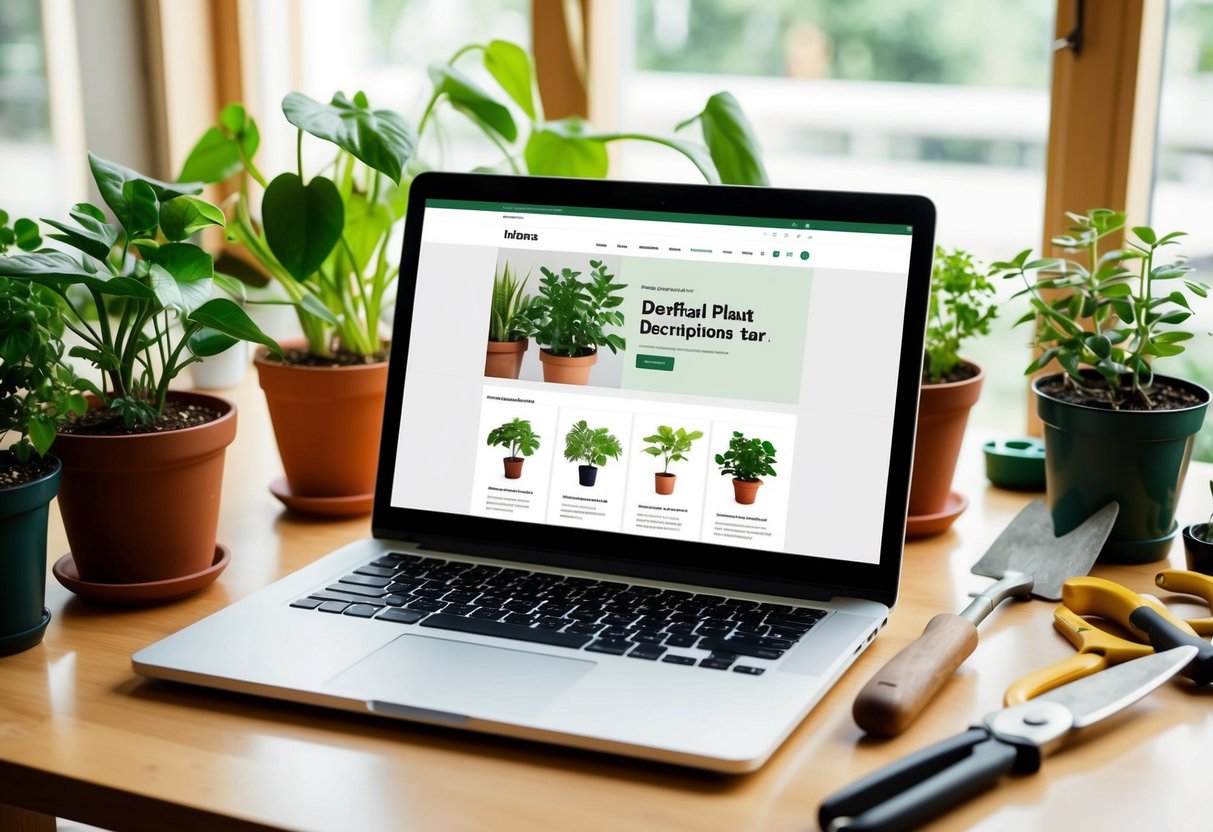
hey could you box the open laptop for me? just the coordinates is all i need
[133,173,934,773]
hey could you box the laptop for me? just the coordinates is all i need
[133,173,935,773]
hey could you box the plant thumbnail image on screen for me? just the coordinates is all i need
[485,417,541,480]
[564,420,623,488]
[483,248,627,387]
[716,431,777,505]
[640,425,704,496]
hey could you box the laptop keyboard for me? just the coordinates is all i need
[290,552,827,674]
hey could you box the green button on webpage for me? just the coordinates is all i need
[636,354,675,371]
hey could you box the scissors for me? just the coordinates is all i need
[1004,571,1213,705]
[819,647,1197,832]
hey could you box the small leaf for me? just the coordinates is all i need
[159,195,226,241]
[484,40,535,120]
[13,218,41,250]
[28,417,56,456]
[1133,225,1157,245]
[262,173,344,282]
[187,327,239,357]
[188,297,282,356]
[297,291,339,325]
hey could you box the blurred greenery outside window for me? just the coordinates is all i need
[0,0,54,220]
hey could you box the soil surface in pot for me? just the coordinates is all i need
[267,346,389,367]
[61,400,220,436]
[1038,375,1204,411]
[0,453,57,488]
[921,361,980,385]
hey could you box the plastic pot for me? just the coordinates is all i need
[0,456,60,655]
[1184,524,1213,575]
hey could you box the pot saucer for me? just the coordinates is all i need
[0,607,51,656]
[52,546,230,605]
[269,476,374,517]
[905,491,969,539]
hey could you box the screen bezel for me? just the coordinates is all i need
[372,172,934,607]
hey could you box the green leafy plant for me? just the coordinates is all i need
[925,246,997,383]
[994,209,1208,409]
[715,431,777,482]
[0,156,280,427]
[486,417,540,459]
[641,425,704,474]
[529,260,626,357]
[563,420,623,468]
[0,214,87,463]
[489,261,535,342]
[182,95,413,359]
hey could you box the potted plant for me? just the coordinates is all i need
[1183,479,1213,574]
[995,208,1210,563]
[528,260,626,385]
[486,417,540,479]
[907,246,998,537]
[640,425,703,495]
[563,420,622,487]
[0,214,86,650]
[715,431,777,505]
[0,155,281,601]
[485,261,535,379]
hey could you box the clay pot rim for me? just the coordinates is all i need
[655,472,676,478]
[921,359,985,389]
[732,477,763,485]
[487,339,529,351]
[539,348,598,363]
[253,340,388,373]
[58,391,235,444]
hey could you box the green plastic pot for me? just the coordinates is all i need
[1035,373,1210,564]
[0,455,60,656]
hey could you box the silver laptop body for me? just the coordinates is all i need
[134,174,935,773]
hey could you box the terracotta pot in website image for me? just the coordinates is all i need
[655,472,676,495]
[53,392,236,585]
[907,363,984,517]
[485,339,528,379]
[254,344,388,500]
[732,478,762,505]
[503,457,524,479]
[540,349,597,385]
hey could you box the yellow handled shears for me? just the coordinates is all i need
[1004,571,1213,705]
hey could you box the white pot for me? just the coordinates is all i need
[189,341,250,389]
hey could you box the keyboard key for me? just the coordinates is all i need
[697,637,786,661]
[411,586,448,599]
[756,603,791,615]
[470,607,507,620]
[344,604,378,618]
[353,565,397,578]
[385,552,422,563]
[733,665,765,676]
[504,613,538,626]
[631,632,665,645]
[664,633,698,648]
[383,596,407,607]
[666,622,696,634]
[376,609,426,624]
[407,598,447,613]
[290,598,322,610]
[629,645,666,660]
[371,557,403,569]
[708,651,739,663]
[442,604,478,617]
[697,624,733,637]
[420,613,592,648]
[586,638,631,656]
[326,583,387,599]
[662,654,696,665]
[789,607,827,620]
[568,608,604,622]
[318,601,349,614]
[767,615,815,631]
[308,589,387,607]
[504,600,538,614]
[699,658,732,670]
[535,617,568,630]
[564,622,605,636]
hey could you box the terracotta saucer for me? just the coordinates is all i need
[905,491,969,539]
[269,476,374,517]
[52,546,231,605]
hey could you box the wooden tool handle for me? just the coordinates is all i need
[852,613,979,737]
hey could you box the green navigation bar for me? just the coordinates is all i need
[426,199,912,235]
[635,354,675,372]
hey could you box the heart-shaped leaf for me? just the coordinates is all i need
[679,92,768,185]
[160,196,226,241]
[283,92,415,182]
[262,173,344,282]
[484,40,536,120]
[428,63,517,143]
[147,243,214,312]
[89,152,202,232]
[525,119,607,177]
[179,103,261,183]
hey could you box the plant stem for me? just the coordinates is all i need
[296,129,305,181]
[237,144,267,189]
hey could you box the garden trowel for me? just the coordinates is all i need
[852,500,1118,737]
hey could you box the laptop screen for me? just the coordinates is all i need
[377,174,933,604]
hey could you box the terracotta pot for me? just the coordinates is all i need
[655,472,676,495]
[485,339,528,379]
[1184,524,1213,574]
[907,363,985,517]
[578,465,598,487]
[503,457,524,479]
[0,455,59,654]
[732,478,762,505]
[53,392,235,584]
[540,349,597,385]
[255,345,388,498]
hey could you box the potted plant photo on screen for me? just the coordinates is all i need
[527,260,626,385]
[716,431,777,505]
[485,261,536,379]
[640,425,703,495]
[563,420,622,487]
[486,417,541,479]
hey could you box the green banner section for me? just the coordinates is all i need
[620,258,812,404]
[426,199,912,235]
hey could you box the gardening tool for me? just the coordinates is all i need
[853,500,1118,737]
[1003,570,1213,705]
[821,647,1197,832]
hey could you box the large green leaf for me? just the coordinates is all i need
[428,63,517,143]
[178,104,261,183]
[187,327,239,357]
[147,243,214,312]
[484,40,535,120]
[42,206,119,262]
[341,192,392,275]
[121,179,159,238]
[525,119,608,178]
[188,297,282,357]
[160,196,226,241]
[0,250,153,299]
[282,92,416,182]
[680,92,768,186]
[262,173,344,282]
[89,152,202,233]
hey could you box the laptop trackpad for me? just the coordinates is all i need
[327,634,595,720]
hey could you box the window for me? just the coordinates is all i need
[0,0,54,218]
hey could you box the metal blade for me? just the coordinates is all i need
[1034,646,1197,729]
[970,500,1119,600]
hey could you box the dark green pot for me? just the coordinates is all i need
[1035,374,1210,564]
[0,455,59,656]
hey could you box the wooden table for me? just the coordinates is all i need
[2,375,1210,832]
